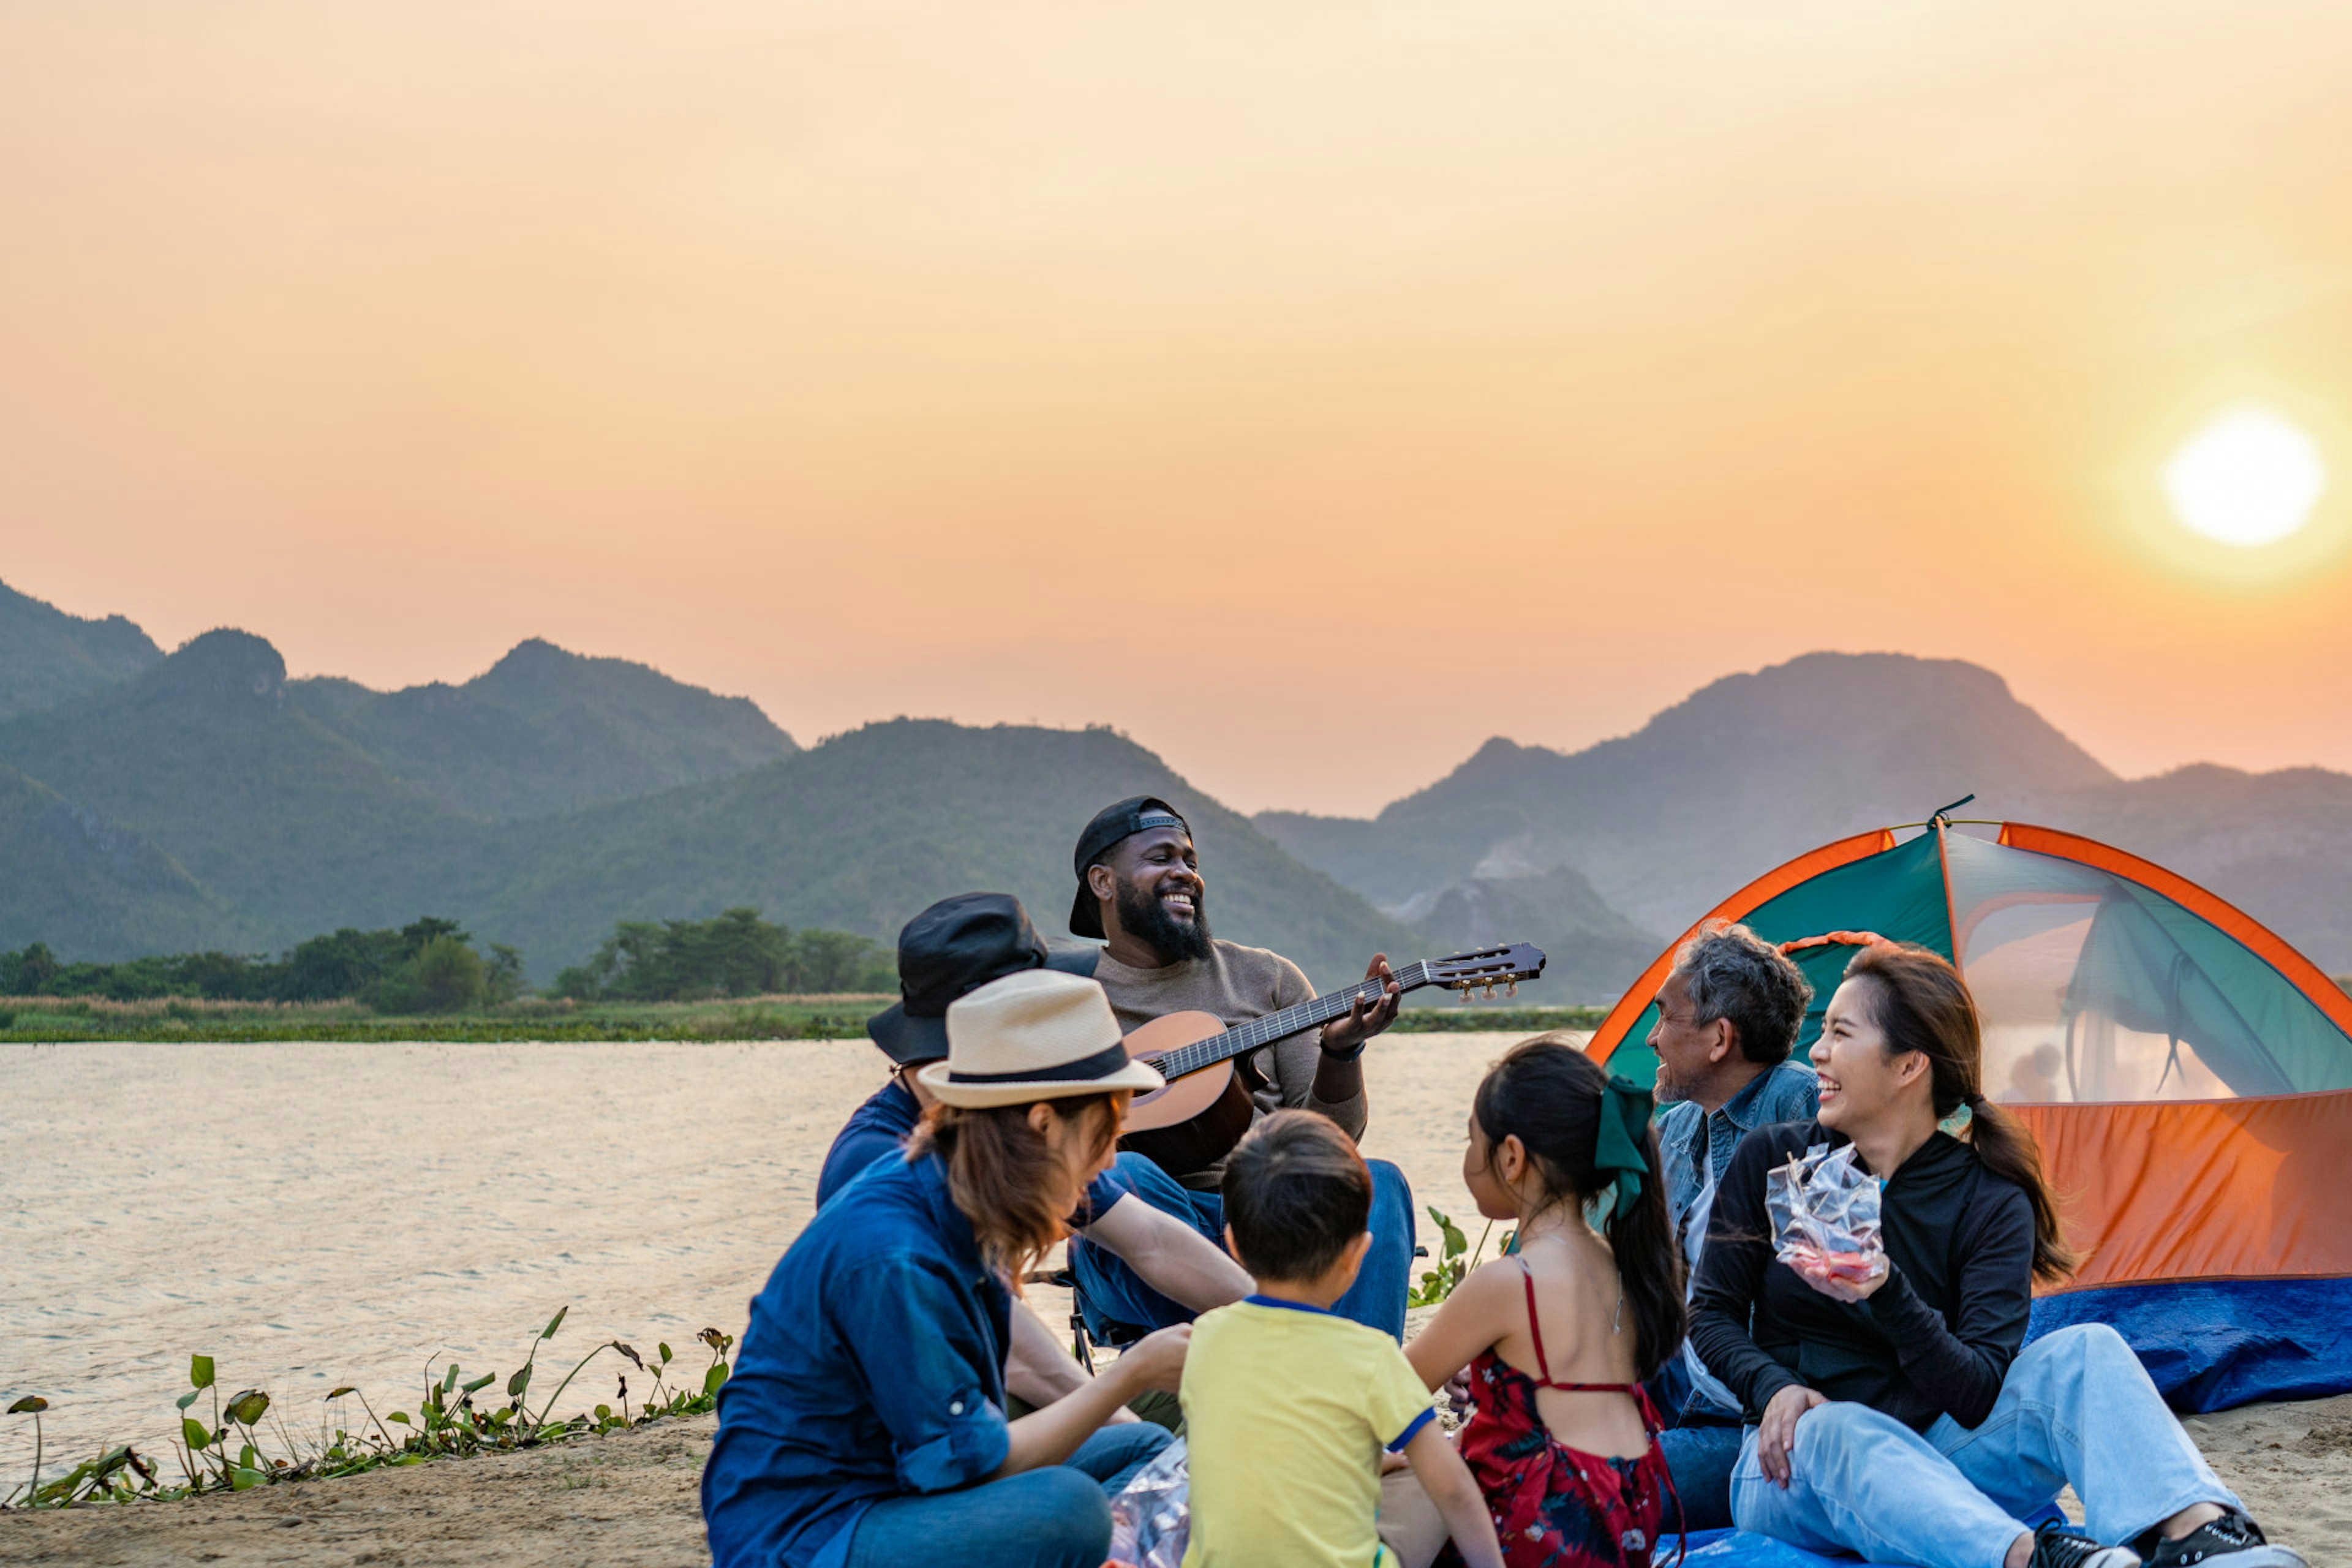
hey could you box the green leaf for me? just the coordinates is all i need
[238,1442,258,1470]
[327,1386,356,1400]
[388,1411,411,1425]
[230,1466,265,1491]
[7,1395,47,1414]
[189,1354,216,1390]
[507,1365,533,1398]
[225,1390,271,1426]
[183,1417,210,1449]
[541,1306,569,1341]
[175,1389,202,1411]
[462,1373,496,1396]
[1426,1205,1468,1260]
[594,1403,611,1421]
[657,1342,673,1365]
[702,1361,729,1397]
[440,1363,460,1395]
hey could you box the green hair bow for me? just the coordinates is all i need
[1591,1075,1656,1220]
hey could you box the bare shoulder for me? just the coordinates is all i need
[1449,1254,1528,1323]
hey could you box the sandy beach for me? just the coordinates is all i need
[7,1392,2347,1567]
[9,1037,2347,1564]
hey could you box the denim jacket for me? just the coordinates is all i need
[703,1150,1016,1568]
[1656,1058,1821,1251]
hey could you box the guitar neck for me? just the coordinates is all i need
[1148,960,1439,1081]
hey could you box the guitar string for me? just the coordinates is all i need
[1147,952,1529,1080]
[1153,962,1432,1079]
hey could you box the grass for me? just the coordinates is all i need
[0,992,896,1043]
[1,1308,736,1510]
[1391,1003,1608,1033]
[0,993,1607,1043]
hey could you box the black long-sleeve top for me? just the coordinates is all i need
[1687,1118,2034,1433]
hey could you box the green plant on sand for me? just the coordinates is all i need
[1,1307,735,1510]
[1406,1205,1517,1308]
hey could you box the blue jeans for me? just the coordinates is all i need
[1659,1422,1744,1532]
[1070,1151,1416,1340]
[841,1423,1171,1568]
[1731,1325,2242,1568]
[1646,1331,1744,1531]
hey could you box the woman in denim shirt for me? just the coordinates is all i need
[703,970,1191,1568]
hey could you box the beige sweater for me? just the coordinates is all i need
[1091,940,1370,1164]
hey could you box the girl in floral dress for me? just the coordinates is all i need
[1406,1038,1688,1568]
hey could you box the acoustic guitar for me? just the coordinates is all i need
[1115,943,1548,1177]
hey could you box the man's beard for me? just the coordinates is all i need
[1115,874,1213,963]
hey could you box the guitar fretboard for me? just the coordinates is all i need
[1150,960,1441,1080]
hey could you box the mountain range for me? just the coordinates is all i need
[2,578,2346,994]
[1257,653,2352,980]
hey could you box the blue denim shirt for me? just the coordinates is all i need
[1657,1059,1821,1249]
[815,1077,926,1208]
[703,1150,1018,1568]
[815,1077,1128,1219]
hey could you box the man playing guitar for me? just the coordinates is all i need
[1068,795,1419,1340]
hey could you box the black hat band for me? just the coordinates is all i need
[946,1040,1137,1086]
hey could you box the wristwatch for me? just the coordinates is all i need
[1317,1031,1367,1063]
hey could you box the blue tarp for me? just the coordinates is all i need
[2028,1275,2352,1412]
[1668,1530,1875,1566]
[1670,1530,1842,1566]
[1664,1512,2065,1568]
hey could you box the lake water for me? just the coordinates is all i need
[0,1033,1549,1474]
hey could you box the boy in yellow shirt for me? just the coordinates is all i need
[1180,1110,1505,1568]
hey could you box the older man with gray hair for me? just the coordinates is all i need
[1646,920,1819,1528]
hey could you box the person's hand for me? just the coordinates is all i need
[1784,1242,1891,1303]
[1755,1385,1826,1487]
[1379,1448,1412,1474]
[1321,955,1401,1055]
[1443,1370,1474,1417]
[1110,1324,1191,1396]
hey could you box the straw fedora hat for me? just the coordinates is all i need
[917,968,1164,1110]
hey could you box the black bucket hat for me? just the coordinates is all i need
[867,892,1098,1065]
[1068,795,1191,940]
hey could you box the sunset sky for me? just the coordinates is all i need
[5,1,2351,815]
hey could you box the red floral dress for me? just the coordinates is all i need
[1439,1262,1684,1568]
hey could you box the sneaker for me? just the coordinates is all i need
[2144,1509,2307,1568]
[2032,1522,2141,1568]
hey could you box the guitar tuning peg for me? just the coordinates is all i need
[1457,987,1472,1005]
[1506,981,1518,999]
[1483,984,1497,1001]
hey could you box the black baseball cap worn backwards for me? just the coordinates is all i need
[867,891,1098,1065]
[1068,794,1191,940]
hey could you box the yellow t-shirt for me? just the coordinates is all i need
[1179,1297,1439,1568]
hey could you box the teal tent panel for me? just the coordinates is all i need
[1602,831,1953,1088]
[1943,832,2352,1099]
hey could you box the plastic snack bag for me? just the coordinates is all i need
[1765,1142,1885,1284]
[1107,1436,1189,1568]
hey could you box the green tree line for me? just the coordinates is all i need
[551,908,893,999]
[0,908,891,1014]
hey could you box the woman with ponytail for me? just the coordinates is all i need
[1403,1035,1689,1567]
[1689,943,2301,1568]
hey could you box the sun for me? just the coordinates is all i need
[2162,407,2328,548]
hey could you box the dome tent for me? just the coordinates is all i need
[1588,815,2352,1412]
